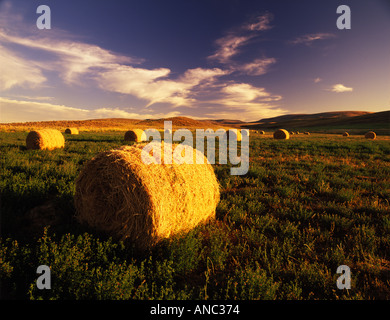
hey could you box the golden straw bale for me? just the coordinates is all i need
[241,129,250,137]
[74,141,220,250]
[273,129,290,140]
[304,132,310,135]
[365,131,376,140]
[124,129,147,142]
[259,130,265,134]
[65,128,79,135]
[343,132,349,137]
[224,129,242,141]
[26,129,65,150]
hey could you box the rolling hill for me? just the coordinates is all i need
[243,110,390,134]
[0,111,388,134]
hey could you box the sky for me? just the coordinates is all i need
[0,0,389,123]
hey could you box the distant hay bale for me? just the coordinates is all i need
[273,129,290,140]
[74,142,220,250]
[26,129,65,150]
[290,131,295,135]
[343,132,349,137]
[304,132,310,135]
[224,129,242,141]
[365,131,376,140]
[296,131,300,135]
[65,128,79,135]
[259,130,265,135]
[241,129,249,137]
[124,129,147,142]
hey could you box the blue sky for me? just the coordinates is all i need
[0,0,389,122]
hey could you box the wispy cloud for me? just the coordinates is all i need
[0,4,284,122]
[238,58,276,76]
[0,45,46,90]
[208,13,273,64]
[0,97,181,123]
[198,83,286,121]
[329,84,354,93]
[314,77,322,83]
[289,33,336,45]
[244,13,273,31]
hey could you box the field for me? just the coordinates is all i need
[1,130,390,300]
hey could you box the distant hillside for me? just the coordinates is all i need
[0,116,228,132]
[135,116,220,128]
[1,111,388,134]
[244,110,390,134]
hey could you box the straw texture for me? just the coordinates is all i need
[74,141,220,250]
[26,129,65,150]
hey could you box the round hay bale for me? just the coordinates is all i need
[224,129,242,141]
[65,128,79,135]
[273,129,290,140]
[290,131,294,135]
[241,129,249,137]
[26,129,65,150]
[304,132,310,135]
[74,142,220,250]
[365,131,376,140]
[343,132,349,137]
[124,129,147,142]
[259,130,265,134]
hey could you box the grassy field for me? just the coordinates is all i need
[1,131,389,300]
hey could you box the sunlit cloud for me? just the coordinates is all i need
[0,45,46,90]
[289,33,336,45]
[329,84,354,93]
[208,13,273,64]
[244,13,273,31]
[239,58,276,76]
[314,77,322,83]
[0,4,284,122]
[199,83,286,121]
[97,66,229,107]
[0,97,181,123]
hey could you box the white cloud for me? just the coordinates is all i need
[0,45,46,90]
[200,83,285,121]
[244,13,273,31]
[330,84,353,93]
[0,5,283,122]
[208,34,251,64]
[314,77,322,83]
[239,58,276,76]
[0,30,138,85]
[208,13,273,64]
[0,97,181,123]
[97,66,229,107]
[290,33,336,45]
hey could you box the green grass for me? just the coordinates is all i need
[1,132,390,300]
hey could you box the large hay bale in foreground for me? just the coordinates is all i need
[26,129,65,150]
[124,129,146,142]
[224,129,242,141]
[365,131,376,140]
[273,129,290,140]
[74,142,220,250]
[343,132,349,137]
[65,128,79,135]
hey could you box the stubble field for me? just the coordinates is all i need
[1,131,389,300]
